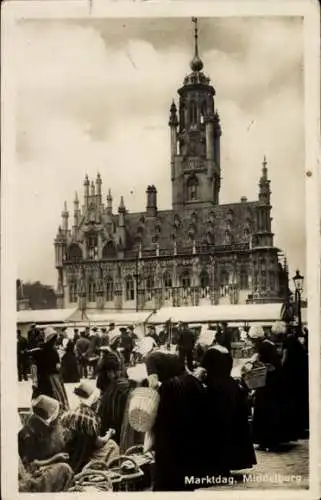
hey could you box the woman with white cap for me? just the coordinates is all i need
[30,327,69,411]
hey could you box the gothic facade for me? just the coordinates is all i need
[54,20,289,312]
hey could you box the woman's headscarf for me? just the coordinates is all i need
[145,351,185,383]
[201,346,233,380]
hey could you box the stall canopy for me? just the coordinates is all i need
[147,304,289,325]
[77,310,154,326]
[17,308,78,325]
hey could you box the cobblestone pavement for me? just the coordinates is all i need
[207,440,309,490]
[18,379,309,491]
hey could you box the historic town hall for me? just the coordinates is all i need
[54,19,289,312]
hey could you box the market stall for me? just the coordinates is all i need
[147,303,307,326]
[17,308,78,337]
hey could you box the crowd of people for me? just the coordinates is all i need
[17,320,309,492]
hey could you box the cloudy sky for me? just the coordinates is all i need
[14,16,305,288]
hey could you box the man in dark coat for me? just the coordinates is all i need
[119,328,134,365]
[87,327,100,378]
[176,322,196,371]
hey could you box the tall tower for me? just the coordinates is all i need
[171,17,221,210]
[251,156,280,300]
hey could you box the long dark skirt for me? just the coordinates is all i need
[61,352,80,384]
[252,370,294,447]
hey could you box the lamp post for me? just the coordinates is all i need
[292,269,304,335]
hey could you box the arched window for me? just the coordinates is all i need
[105,276,114,301]
[87,280,96,302]
[163,271,172,288]
[189,101,197,125]
[207,231,214,245]
[221,270,229,286]
[103,241,116,258]
[200,270,209,289]
[181,270,191,289]
[200,101,207,124]
[187,176,199,201]
[220,270,229,297]
[240,267,248,290]
[67,244,82,262]
[146,276,154,291]
[87,233,98,260]
[69,281,78,303]
[125,276,134,301]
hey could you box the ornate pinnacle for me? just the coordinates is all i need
[190,17,204,72]
[169,100,178,127]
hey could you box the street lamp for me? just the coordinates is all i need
[292,269,304,335]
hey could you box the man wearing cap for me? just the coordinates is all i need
[176,322,196,371]
[99,327,109,347]
[119,327,135,366]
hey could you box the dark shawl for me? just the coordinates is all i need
[281,334,309,436]
[251,339,293,446]
[98,378,133,444]
[31,344,60,398]
[145,351,185,382]
[152,373,207,491]
[201,348,256,473]
[61,341,80,383]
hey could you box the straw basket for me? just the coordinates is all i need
[243,365,267,390]
[68,470,114,492]
[108,455,144,492]
[128,387,160,433]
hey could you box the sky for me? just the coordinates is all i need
[14,16,305,288]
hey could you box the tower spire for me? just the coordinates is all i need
[190,17,204,72]
[262,155,268,180]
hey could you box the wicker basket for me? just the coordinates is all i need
[68,469,114,492]
[243,365,267,390]
[128,387,160,433]
[108,455,144,492]
[125,445,154,491]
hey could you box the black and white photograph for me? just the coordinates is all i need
[1,1,320,499]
